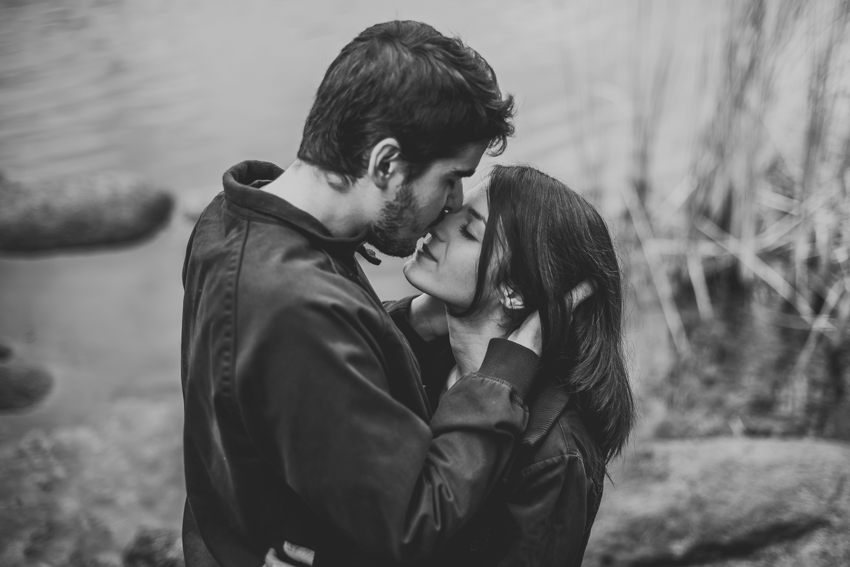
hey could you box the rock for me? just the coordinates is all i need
[70,549,123,567]
[123,528,183,567]
[0,170,173,254]
[0,360,53,411]
[0,398,184,567]
[584,438,850,567]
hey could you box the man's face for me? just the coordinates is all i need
[368,142,488,257]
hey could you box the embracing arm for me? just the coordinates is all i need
[235,287,538,562]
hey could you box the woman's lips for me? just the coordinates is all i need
[417,241,437,262]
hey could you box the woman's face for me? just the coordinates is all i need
[402,184,496,312]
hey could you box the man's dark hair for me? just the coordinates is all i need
[297,21,515,185]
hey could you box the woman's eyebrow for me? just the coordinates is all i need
[467,206,486,224]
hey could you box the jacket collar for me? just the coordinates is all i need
[222,160,378,263]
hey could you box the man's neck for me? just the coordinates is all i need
[261,160,371,238]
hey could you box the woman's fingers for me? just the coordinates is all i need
[283,542,315,566]
[264,548,299,567]
[506,281,594,356]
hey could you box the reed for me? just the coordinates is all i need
[623,0,850,436]
[683,0,850,433]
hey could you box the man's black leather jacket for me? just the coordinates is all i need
[180,160,539,566]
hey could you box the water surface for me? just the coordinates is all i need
[0,0,717,438]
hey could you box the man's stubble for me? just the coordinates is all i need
[367,179,423,258]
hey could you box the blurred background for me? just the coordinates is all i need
[1,1,848,566]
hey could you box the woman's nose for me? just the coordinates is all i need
[430,210,458,242]
[427,228,443,243]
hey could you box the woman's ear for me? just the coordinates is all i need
[498,285,525,311]
[367,138,402,190]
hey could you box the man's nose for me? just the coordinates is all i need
[444,182,464,213]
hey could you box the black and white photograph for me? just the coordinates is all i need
[1,1,848,566]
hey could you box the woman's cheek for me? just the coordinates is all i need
[464,252,480,298]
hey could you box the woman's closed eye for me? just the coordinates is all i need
[458,224,477,241]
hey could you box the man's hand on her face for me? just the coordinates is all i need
[506,310,543,356]
[506,280,595,357]
[410,280,594,349]
[409,294,449,341]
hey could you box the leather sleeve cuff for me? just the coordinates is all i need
[477,338,540,402]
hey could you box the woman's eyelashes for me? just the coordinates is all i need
[458,224,477,241]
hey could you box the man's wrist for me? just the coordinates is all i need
[477,339,540,402]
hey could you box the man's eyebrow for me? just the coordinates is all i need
[450,168,476,178]
[467,206,486,224]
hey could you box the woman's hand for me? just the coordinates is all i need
[408,294,449,341]
[265,543,315,567]
[265,548,297,567]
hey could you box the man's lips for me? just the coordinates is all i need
[417,241,437,262]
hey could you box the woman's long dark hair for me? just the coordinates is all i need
[461,164,635,473]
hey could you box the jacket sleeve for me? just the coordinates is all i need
[384,296,455,409]
[234,282,539,562]
[497,455,593,566]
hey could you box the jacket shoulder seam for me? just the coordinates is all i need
[221,219,251,420]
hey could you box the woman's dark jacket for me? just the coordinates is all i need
[386,298,605,567]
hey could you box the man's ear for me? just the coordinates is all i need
[498,284,525,311]
[367,138,403,190]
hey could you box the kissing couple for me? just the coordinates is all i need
[181,20,636,567]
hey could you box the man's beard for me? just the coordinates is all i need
[368,180,422,258]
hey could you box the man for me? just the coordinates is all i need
[181,21,540,566]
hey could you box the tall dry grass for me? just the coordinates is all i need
[624,0,850,436]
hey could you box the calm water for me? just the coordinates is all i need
[0,0,719,438]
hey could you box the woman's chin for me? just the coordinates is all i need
[402,257,415,280]
[402,258,423,289]
[402,261,438,298]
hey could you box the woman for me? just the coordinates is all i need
[392,164,636,566]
